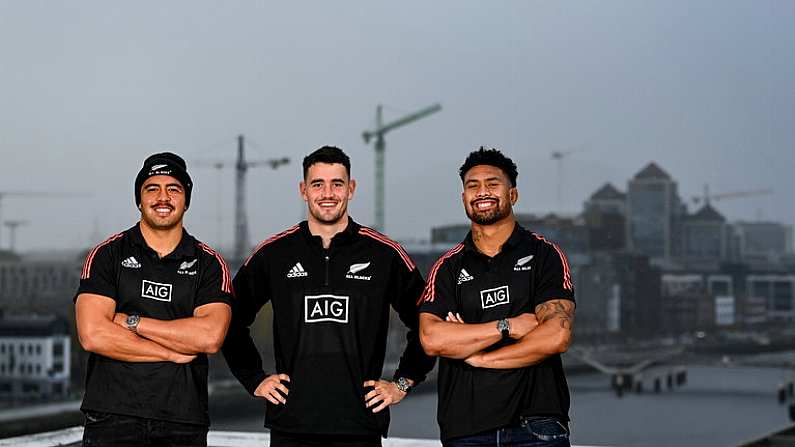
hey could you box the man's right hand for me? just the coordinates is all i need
[254,374,291,405]
[509,313,539,339]
[446,312,539,339]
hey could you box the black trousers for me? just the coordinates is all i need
[82,410,208,447]
[270,429,381,447]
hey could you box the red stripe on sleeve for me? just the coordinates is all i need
[418,244,464,305]
[81,233,123,279]
[358,227,417,271]
[199,243,233,294]
[244,225,301,266]
[531,232,573,291]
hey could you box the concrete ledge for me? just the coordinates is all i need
[0,426,607,447]
[0,427,442,446]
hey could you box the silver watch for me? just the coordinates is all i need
[126,314,141,333]
[497,318,510,339]
[395,377,412,393]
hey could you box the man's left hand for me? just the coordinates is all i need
[363,379,412,413]
[464,352,486,368]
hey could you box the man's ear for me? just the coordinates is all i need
[348,179,356,199]
[299,181,308,201]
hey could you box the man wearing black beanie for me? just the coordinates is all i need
[75,152,233,446]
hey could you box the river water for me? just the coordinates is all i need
[211,364,795,446]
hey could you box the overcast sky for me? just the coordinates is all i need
[0,1,792,252]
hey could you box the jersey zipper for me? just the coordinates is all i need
[324,252,330,286]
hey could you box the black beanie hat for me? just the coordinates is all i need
[134,152,194,208]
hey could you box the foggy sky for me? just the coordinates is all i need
[0,1,792,252]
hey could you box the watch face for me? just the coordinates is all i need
[396,377,411,392]
[497,319,509,332]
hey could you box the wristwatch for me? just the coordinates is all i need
[126,314,141,333]
[497,318,510,339]
[395,377,412,393]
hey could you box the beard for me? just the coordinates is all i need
[141,208,184,231]
[466,198,511,225]
[308,201,348,225]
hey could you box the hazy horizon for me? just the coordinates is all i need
[1,1,792,252]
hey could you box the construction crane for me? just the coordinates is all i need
[551,150,573,210]
[362,103,442,232]
[0,191,86,250]
[550,145,586,211]
[691,185,773,206]
[3,220,28,253]
[194,135,290,261]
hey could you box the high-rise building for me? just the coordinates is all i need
[583,183,626,252]
[734,221,794,261]
[626,162,685,263]
[681,203,731,262]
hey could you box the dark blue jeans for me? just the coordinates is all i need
[444,417,571,447]
[82,411,208,447]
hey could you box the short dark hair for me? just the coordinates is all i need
[459,146,518,186]
[302,146,351,178]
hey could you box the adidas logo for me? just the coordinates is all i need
[121,257,141,269]
[287,262,309,278]
[514,255,533,271]
[457,268,474,284]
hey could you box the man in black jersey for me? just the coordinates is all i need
[222,146,435,446]
[75,152,233,446]
[419,147,575,446]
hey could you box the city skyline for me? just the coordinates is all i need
[0,1,792,252]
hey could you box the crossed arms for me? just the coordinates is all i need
[419,299,574,369]
[75,293,231,364]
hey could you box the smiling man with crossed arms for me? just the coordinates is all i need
[75,153,233,446]
[419,147,575,446]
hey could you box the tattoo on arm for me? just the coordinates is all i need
[535,300,575,330]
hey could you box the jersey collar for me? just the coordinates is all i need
[129,222,197,259]
[300,217,360,249]
[463,222,524,256]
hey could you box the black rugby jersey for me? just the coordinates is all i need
[75,223,233,425]
[419,223,575,442]
[222,218,436,437]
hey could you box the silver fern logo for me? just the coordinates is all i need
[346,262,372,280]
[177,259,198,275]
[514,255,534,271]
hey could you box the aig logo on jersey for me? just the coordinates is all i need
[480,285,510,309]
[141,280,173,302]
[305,294,349,323]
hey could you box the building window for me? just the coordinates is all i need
[28,344,33,355]
[36,345,41,355]
[35,364,41,374]
[53,342,64,357]
[0,344,4,354]
[52,362,64,373]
